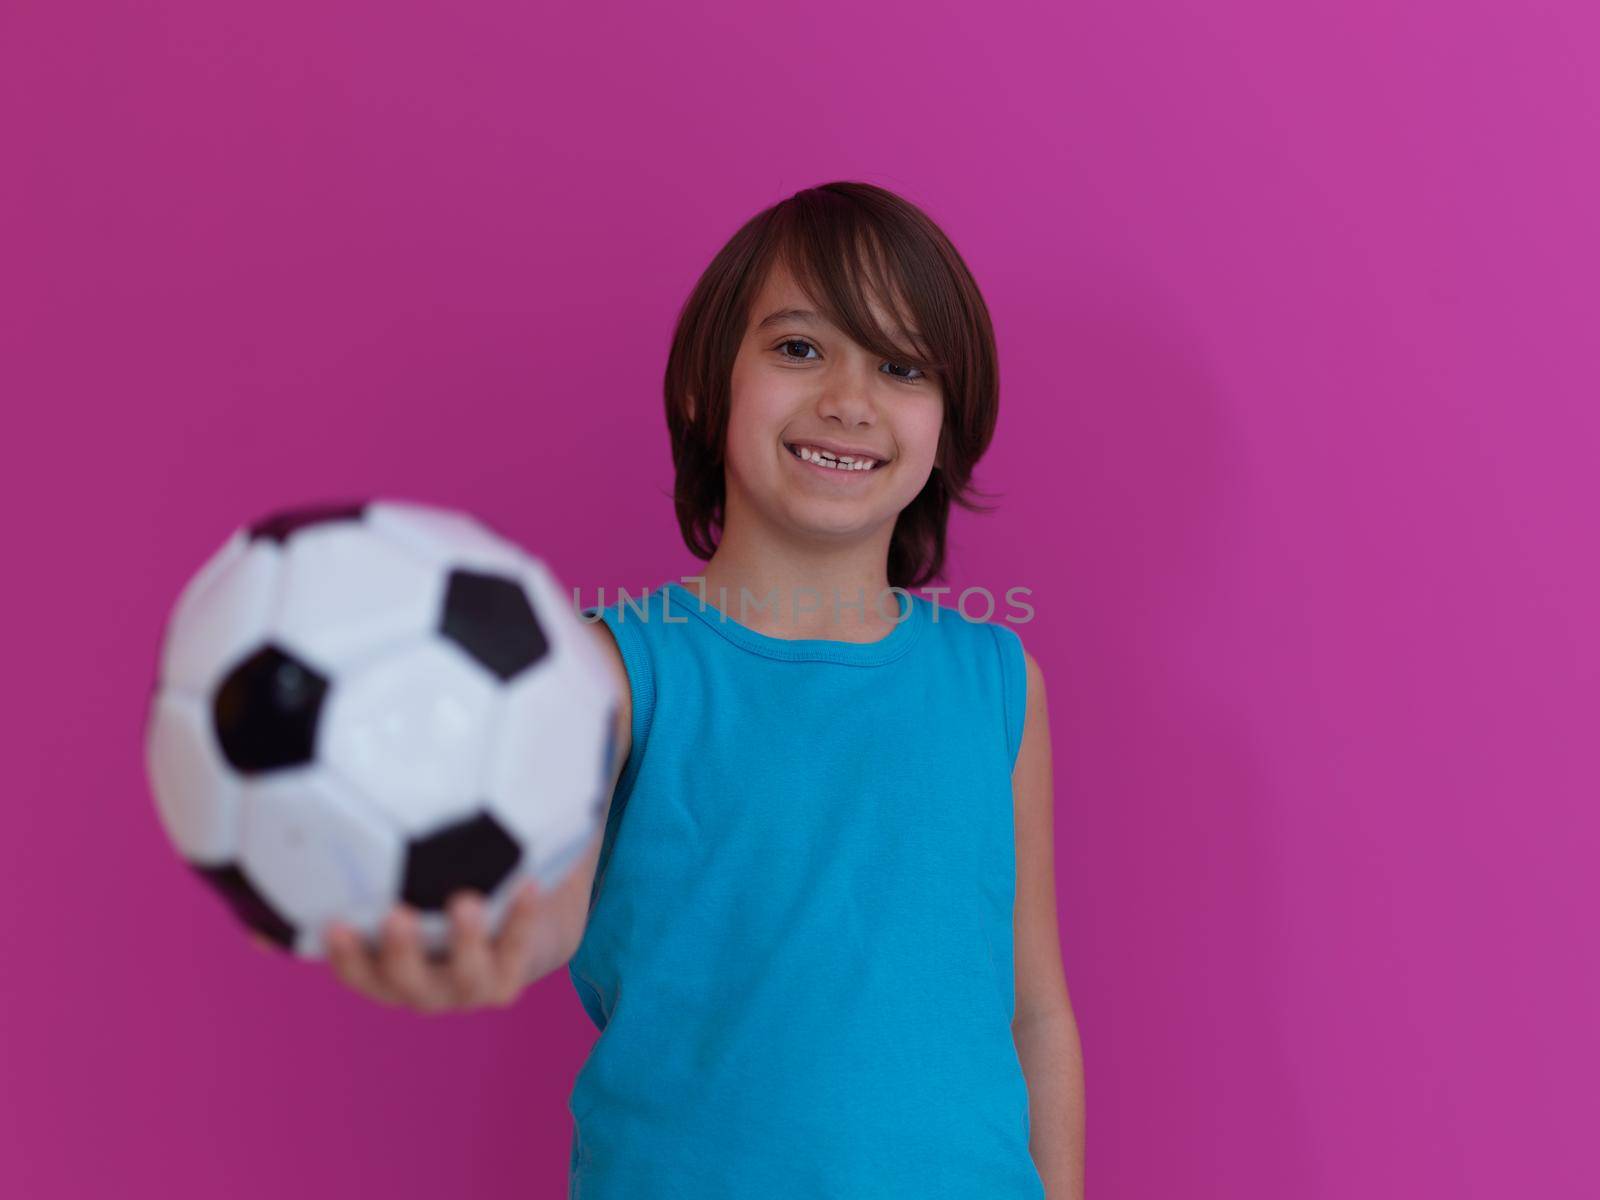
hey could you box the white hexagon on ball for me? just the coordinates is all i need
[365,499,532,577]
[487,650,612,886]
[520,556,615,684]
[237,767,404,957]
[145,689,242,865]
[158,533,281,698]
[320,637,503,837]
[273,520,445,673]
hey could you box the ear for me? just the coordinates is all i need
[686,393,697,423]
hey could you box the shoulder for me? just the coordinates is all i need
[1009,635,1049,761]
[1021,647,1046,715]
[967,615,1041,766]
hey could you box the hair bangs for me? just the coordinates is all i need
[764,209,948,380]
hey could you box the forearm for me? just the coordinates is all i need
[1013,1010,1085,1199]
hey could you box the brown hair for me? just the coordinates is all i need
[663,180,1002,590]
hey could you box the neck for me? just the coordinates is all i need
[689,502,902,643]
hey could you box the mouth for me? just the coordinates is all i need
[782,441,889,473]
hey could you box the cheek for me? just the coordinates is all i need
[722,400,783,480]
[911,404,944,461]
[727,382,789,447]
[724,399,766,455]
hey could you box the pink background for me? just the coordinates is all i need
[3,2,1596,1196]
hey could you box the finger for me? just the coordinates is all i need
[324,922,400,1006]
[445,892,496,1006]
[489,880,550,1002]
[378,907,455,1012]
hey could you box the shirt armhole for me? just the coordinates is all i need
[580,604,657,911]
[990,620,1028,774]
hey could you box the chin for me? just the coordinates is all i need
[786,500,889,538]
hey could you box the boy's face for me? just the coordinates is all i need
[723,259,944,545]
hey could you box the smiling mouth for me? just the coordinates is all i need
[783,442,888,472]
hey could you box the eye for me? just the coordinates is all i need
[775,337,927,384]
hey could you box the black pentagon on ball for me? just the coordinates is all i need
[246,500,368,543]
[401,811,523,911]
[192,862,297,949]
[439,569,549,681]
[213,644,328,773]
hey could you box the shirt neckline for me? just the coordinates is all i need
[660,579,926,666]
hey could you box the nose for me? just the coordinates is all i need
[814,356,880,430]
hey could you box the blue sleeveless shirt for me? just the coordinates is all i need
[568,580,1043,1199]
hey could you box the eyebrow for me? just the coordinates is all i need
[755,306,921,342]
[756,307,824,331]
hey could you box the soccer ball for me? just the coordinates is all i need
[143,498,620,959]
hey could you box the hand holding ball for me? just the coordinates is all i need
[144,499,620,961]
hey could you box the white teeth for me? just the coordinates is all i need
[794,444,880,471]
